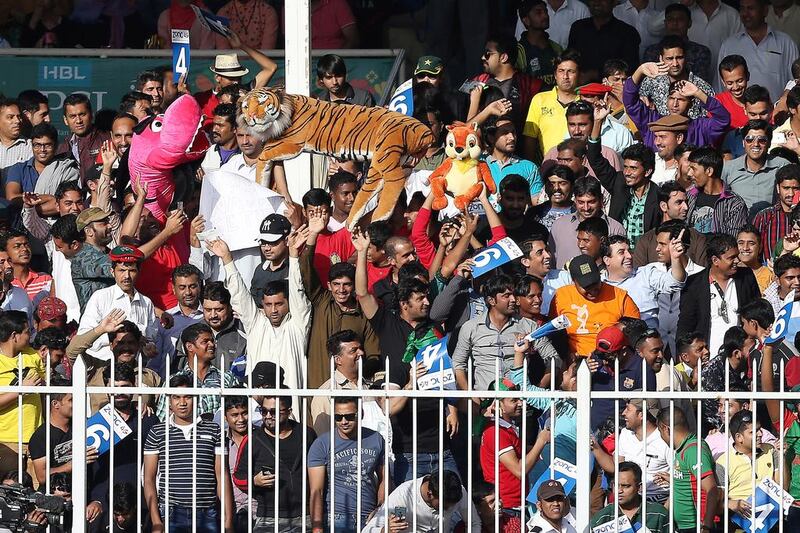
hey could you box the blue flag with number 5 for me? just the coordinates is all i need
[766,290,800,344]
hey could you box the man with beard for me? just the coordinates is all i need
[196,281,247,372]
[200,103,240,175]
[453,273,559,391]
[71,207,114,312]
[58,93,110,185]
[591,462,670,531]
[542,100,626,170]
[87,113,137,196]
[601,233,687,329]
[723,119,792,218]
[66,311,162,412]
[485,116,543,209]
[533,164,575,230]
[207,231,308,407]
[249,214,291,304]
[154,322,239,421]
[88,361,158,519]
[474,174,549,248]
[78,245,159,362]
[234,395,316,532]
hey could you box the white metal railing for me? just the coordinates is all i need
[1,353,796,533]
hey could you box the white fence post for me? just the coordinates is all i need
[576,360,592,530]
[71,356,87,533]
[283,0,312,203]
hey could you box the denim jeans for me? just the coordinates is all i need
[161,505,220,533]
[393,449,460,485]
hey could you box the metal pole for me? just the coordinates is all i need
[575,359,592,529]
[283,0,312,204]
[72,356,87,533]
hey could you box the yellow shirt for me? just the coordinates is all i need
[717,447,775,501]
[752,265,776,294]
[522,88,573,155]
[0,349,45,443]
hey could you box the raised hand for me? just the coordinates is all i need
[784,232,800,253]
[307,206,327,235]
[164,209,188,236]
[640,62,668,78]
[592,98,611,122]
[22,192,43,209]
[351,225,370,253]
[669,228,687,260]
[132,176,148,202]
[226,30,242,50]
[100,139,118,169]
[98,309,126,334]
[678,80,699,98]
[287,225,309,257]
[206,238,232,261]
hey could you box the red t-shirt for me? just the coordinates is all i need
[716,91,748,129]
[480,420,524,509]
[313,228,356,285]
[136,236,185,310]
[195,90,219,129]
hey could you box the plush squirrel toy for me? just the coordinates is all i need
[429,122,496,211]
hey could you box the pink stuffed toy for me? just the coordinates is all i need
[127,94,209,222]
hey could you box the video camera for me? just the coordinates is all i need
[0,483,70,532]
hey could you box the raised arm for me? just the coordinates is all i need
[353,226,379,319]
[224,31,278,89]
[207,237,261,333]
[287,226,312,333]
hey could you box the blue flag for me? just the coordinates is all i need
[414,335,456,390]
[388,78,414,116]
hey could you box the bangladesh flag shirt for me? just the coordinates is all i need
[672,433,716,530]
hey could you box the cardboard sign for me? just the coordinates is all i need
[191,6,232,38]
[171,30,190,84]
[731,477,794,533]
[470,237,523,278]
[414,335,456,391]
[592,515,634,533]
[86,404,132,456]
[766,290,800,344]
[527,457,577,504]
[388,78,414,116]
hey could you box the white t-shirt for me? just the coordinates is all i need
[52,250,80,323]
[617,427,672,501]
[709,279,739,358]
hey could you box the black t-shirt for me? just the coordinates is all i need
[475,210,549,248]
[250,260,289,304]
[695,191,720,209]
[29,423,72,468]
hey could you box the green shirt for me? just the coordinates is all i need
[623,185,649,249]
[672,433,716,530]
[785,420,800,499]
[590,501,670,533]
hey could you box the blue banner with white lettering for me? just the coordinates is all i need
[731,477,794,533]
[766,290,800,344]
[414,335,456,390]
[527,457,577,504]
[470,237,524,278]
[171,30,190,84]
[86,404,132,456]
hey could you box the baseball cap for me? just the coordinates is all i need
[76,207,109,232]
[109,245,144,263]
[251,361,287,388]
[257,214,292,243]
[414,56,444,76]
[568,255,601,289]
[35,296,68,322]
[537,479,566,501]
[628,398,661,418]
[596,326,628,354]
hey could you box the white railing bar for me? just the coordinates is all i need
[0,48,404,58]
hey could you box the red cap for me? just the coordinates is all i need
[36,296,68,322]
[786,357,800,388]
[596,326,628,354]
[578,83,613,96]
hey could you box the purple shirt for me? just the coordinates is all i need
[623,78,731,150]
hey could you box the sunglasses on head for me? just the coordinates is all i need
[334,413,357,422]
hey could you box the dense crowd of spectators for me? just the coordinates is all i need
[2,0,800,532]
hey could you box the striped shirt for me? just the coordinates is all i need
[11,270,52,302]
[752,203,792,262]
[0,138,32,170]
[143,416,223,508]
[686,184,748,236]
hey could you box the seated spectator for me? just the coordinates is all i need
[674,331,710,390]
[590,461,670,531]
[309,0,358,49]
[685,147,748,236]
[144,373,234,533]
[363,470,481,532]
[316,54,375,107]
[156,0,215,49]
[307,396,385,533]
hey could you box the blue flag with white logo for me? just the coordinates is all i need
[766,290,800,344]
[86,404,132,456]
[389,79,414,116]
[414,335,456,390]
[470,237,523,278]
[731,477,794,533]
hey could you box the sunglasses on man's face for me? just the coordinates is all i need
[744,135,769,144]
[334,413,357,422]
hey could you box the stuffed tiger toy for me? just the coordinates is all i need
[238,86,434,229]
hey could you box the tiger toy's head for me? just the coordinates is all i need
[444,122,482,161]
[237,87,293,140]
